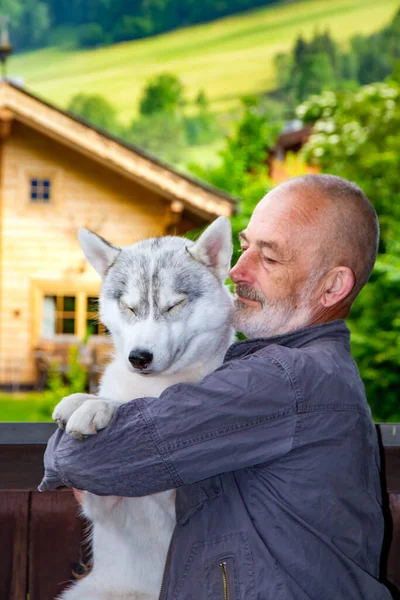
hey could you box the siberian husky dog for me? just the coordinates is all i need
[52,216,234,600]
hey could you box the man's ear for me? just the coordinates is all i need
[187,216,233,282]
[320,266,355,308]
[78,228,121,278]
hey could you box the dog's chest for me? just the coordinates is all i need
[82,359,179,542]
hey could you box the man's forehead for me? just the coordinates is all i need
[251,185,327,234]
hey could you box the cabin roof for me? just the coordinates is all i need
[0,81,237,220]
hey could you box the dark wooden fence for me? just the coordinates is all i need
[0,423,399,600]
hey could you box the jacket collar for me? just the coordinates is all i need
[225,319,350,361]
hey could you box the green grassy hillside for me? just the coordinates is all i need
[8,0,399,123]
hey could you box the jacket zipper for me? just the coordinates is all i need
[219,561,229,600]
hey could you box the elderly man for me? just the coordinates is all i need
[40,174,391,599]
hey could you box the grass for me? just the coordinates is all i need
[9,0,399,124]
[0,392,53,422]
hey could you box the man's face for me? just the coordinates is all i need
[230,185,325,338]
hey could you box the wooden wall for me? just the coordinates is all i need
[0,121,169,385]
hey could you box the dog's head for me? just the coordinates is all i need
[78,217,234,375]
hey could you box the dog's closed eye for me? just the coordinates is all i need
[119,299,139,316]
[166,298,187,313]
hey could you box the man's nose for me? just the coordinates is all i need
[230,250,254,283]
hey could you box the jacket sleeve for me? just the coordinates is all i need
[40,352,299,496]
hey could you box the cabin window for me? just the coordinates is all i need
[41,295,76,337]
[86,297,108,336]
[30,178,51,203]
[40,294,108,339]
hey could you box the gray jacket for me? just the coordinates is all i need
[40,320,392,599]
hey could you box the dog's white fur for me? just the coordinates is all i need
[53,218,234,600]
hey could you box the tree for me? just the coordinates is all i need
[127,112,187,165]
[7,0,282,51]
[67,93,120,134]
[293,35,308,67]
[183,90,220,145]
[77,23,105,48]
[275,31,339,105]
[7,0,51,49]
[293,53,336,102]
[2,0,25,26]
[139,74,185,116]
[297,83,400,421]
[190,97,280,263]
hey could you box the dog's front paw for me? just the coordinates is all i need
[65,399,118,440]
[52,393,96,430]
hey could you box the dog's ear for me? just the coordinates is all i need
[78,228,121,278]
[188,216,232,281]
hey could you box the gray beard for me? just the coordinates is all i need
[233,284,314,339]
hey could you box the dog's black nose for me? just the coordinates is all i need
[129,349,153,370]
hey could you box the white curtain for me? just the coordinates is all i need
[41,296,56,338]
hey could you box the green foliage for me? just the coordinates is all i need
[6,0,51,50]
[190,97,279,263]
[297,82,400,421]
[139,74,185,117]
[65,76,221,165]
[348,256,400,422]
[183,91,221,145]
[350,9,400,85]
[275,10,400,112]
[126,112,187,164]
[6,0,281,52]
[40,345,88,419]
[298,84,400,242]
[294,52,336,103]
[77,23,105,48]
[276,31,341,106]
[126,78,220,163]
[67,93,120,134]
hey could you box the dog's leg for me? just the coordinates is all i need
[65,398,120,439]
[81,491,123,521]
[52,393,97,429]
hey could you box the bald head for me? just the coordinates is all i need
[272,174,379,300]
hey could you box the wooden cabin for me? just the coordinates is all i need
[268,123,319,183]
[0,81,236,388]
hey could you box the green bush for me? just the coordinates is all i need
[297,83,400,421]
[40,345,88,419]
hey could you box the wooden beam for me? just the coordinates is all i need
[164,199,184,234]
[0,107,13,138]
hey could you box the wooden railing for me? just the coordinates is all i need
[0,423,399,600]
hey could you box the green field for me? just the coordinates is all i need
[8,0,399,124]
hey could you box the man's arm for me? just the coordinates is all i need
[40,353,299,496]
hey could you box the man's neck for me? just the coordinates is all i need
[309,303,350,327]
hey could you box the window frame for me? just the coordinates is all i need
[18,166,64,213]
[30,178,52,204]
[32,281,105,345]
